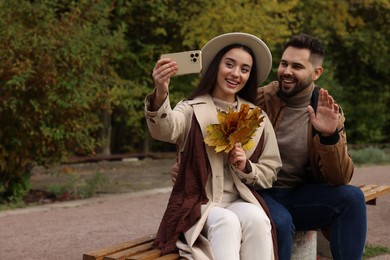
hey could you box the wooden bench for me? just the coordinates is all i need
[83,184,390,260]
[359,184,390,205]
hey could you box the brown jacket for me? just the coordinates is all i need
[256,81,354,186]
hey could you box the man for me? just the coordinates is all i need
[254,34,366,260]
[172,34,367,259]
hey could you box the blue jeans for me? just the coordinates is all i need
[257,183,367,260]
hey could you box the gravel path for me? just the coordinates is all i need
[0,164,389,260]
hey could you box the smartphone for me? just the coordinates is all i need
[160,50,202,76]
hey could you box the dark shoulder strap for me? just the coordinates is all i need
[311,86,320,137]
[311,86,320,113]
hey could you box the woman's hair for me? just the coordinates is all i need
[187,44,259,103]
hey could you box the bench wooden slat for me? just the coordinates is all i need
[84,184,390,260]
[359,184,390,205]
[103,242,154,260]
[153,253,182,260]
[358,184,378,192]
[125,249,162,260]
[83,234,156,260]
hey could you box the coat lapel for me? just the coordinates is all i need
[190,95,224,201]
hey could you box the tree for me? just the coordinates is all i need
[327,0,390,143]
[0,0,126,201]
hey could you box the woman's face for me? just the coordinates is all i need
[212,48,253,103]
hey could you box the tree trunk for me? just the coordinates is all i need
[98,110,112,156]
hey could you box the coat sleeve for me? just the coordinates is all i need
[144,90,191,147]
[232,112,282,189]
[311,105,354,186]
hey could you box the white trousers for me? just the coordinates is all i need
[202,200,273,260]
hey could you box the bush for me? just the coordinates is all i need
[48,172,107,200]
[349,146,390,166]
[363,244,390,259]
[0,1,126,201]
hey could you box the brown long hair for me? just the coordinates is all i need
[187,44,259,103]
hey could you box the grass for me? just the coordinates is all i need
[0,172,108,211]
[363,244,390,259]
[349,146,390,167]
[0,200,26,211]
[0,157,174,210]
[47,172,108,200]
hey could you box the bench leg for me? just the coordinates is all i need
[317,230,332,259]
[291,230,317,260]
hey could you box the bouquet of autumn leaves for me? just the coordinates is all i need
[204,104,264,153]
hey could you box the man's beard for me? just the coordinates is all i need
[278,76,312,98]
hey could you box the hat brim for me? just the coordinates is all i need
[201,32,272,85]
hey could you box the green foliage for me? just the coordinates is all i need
[48,172,107,200]
[0,199,26,211]
[349,146,390,166]
[320,0,390,143]
[333,14,389,141]
[0,0,127,201]
[363,244,390,259]
[108,1,199,152]
[0,171,31,203]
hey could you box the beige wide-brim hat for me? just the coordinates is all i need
[201,32,272,85]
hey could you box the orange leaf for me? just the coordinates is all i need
[204,104,264,153]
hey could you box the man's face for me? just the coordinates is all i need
[277,47,321,97]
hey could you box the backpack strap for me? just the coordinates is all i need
[311,86,320,137]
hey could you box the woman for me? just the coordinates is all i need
[145,32,281,260]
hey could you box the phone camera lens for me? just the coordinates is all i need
[190,54,194,58]
[193,58,197,62]
[195,53,199,57]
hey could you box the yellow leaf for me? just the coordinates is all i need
[204,104,264,153]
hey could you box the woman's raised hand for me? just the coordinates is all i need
[152,58,178,106]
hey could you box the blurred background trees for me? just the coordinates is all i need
[0,0,126,201]
[0,0,389,201]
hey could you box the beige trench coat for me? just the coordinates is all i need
[145,92,281,259]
